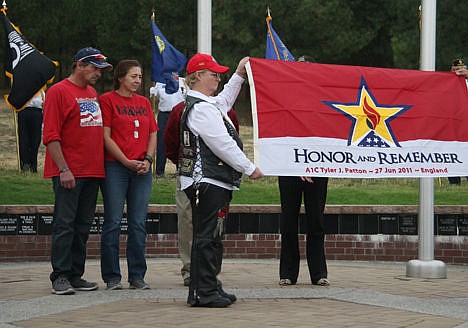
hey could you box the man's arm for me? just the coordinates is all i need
[46,140,75,189]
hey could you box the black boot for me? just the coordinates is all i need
[217,279,237,303]
[190,295,232,308]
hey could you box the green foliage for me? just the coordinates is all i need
[1,0,467,92]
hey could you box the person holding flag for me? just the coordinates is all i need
[149,74,186,177]
[265,9,330,287]
[150,14,187,177]
[17,90,45,173]
[180,53,263,307]
[448,58,468,185]
[164,100,240,288]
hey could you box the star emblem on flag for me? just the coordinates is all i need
[323,77,411,147]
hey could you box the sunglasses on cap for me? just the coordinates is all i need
[77,53,108,62]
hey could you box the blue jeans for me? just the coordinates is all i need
[50,177,101,282]
[100,161,152,283]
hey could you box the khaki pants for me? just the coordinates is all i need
[176,185,192,280]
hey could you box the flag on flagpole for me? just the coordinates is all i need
[265,12,294,61]
[2,7,57,112]
[151,16,187,94]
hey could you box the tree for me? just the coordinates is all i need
[1,0,467,92]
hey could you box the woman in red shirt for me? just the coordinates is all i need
[99,60,158,290]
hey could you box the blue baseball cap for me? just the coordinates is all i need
[73,47,112,70]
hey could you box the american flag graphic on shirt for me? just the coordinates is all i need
[78,98,103,127]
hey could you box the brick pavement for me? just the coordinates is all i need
[1,259,467,328]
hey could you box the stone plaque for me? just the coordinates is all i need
[437,215,458,235]
[457,215,468,235]
[89,214,101,234]
[0,215,18,235]
[399,215,417,235]
[38,215,53,235]
[379,216,398,234]
[18,215,37,235]
[97,215,105,234]
[121,215,128,234]
[146,214,159,234]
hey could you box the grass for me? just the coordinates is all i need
[1,168,467,205]
[1,100,467,205]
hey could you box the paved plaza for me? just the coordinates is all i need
[1,259,467,328]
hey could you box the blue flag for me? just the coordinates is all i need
[265,15,294,61]
[151,19,187,94]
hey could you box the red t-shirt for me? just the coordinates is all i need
[43,79,105,178]
[100,91,158,161]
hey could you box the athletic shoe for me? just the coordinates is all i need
[129,279,150,290]
[52,276,75,295]
[106,280,123,290]
[70,278,99,291]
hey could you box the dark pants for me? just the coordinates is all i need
[156,111,170,175]
[50,177,101,282]
[185,183,232,306]
[17,107,43,172]
[278,176,328,284]
[448,177,468,185]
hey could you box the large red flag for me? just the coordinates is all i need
[247,58,468,178]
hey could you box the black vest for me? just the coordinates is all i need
[178,95,243,187]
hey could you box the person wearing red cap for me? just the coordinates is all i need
[164,100,240,288]
[179,53,263,307]
[278,55,330,288]
[43,47,112,295]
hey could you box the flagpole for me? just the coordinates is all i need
[406,0,446,279]
[197,0,211,54]
[150,9,158,176]
[150,9,157,111]
[2,1,20,172]
[13,111,20,172]
[266,8,281,60]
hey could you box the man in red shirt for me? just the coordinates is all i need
[43,47,112,295]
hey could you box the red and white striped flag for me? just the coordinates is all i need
[247,58,468,178]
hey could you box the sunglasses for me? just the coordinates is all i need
[201,71,221,79]
[77,53,108,62]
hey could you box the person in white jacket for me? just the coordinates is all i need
[149,75,186,176]
[179,53,263,308]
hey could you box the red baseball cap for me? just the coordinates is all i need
[186,53,230,74]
